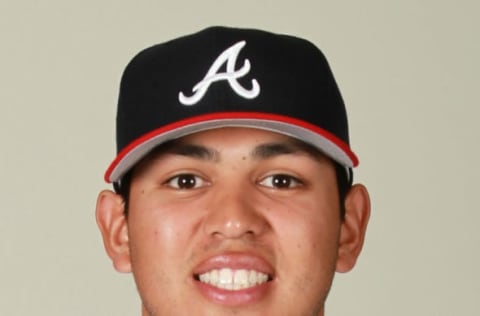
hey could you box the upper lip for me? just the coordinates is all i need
[192,252,275,280]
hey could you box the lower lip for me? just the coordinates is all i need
[194,279,272,306]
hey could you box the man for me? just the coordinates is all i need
[96,26,370,316]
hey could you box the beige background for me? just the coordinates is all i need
[1,0,479,315]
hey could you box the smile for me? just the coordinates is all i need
[197,268,271,290]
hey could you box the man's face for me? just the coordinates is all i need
[97,127,369,316]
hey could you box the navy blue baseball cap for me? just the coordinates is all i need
[105,26,358,183]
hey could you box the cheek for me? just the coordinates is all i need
[275,213,340,263]
[126,200,203,309]
[274,191,340,236]
[267,198,340,311]
[271,193,342,268]
[127,198,202,271]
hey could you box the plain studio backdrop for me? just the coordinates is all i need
[1,1,478,315]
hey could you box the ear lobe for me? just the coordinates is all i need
[95,190,132,273]
[336,184,371,273]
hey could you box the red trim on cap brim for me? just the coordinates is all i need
[104,112,358,183]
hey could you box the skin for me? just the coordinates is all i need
[96,127,370,316]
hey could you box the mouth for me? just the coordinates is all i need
[192,253,275,294]
[194,268,273,290]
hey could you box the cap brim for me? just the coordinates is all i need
[105,112,358,183]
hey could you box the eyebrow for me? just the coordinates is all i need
[165,143,220,162]
[147,138,325,162]
[251,142,301,159]
[251,140,325,161]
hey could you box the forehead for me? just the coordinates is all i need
[145,127,330,161]
[128,127,338,188]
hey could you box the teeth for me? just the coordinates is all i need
[198,268,269,290]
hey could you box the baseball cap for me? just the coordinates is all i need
[104,26,358,183]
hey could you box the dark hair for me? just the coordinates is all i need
[113,170,132,216]
[335,164,353,219]
[113,158,352,220]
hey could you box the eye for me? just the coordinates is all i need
[258,174,303,189]
[164,174,208,189]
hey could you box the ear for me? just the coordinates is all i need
[95,190,131,273]
[336,184,371,273]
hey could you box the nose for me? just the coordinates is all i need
[203,184,269,239]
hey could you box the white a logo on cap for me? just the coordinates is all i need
[178,41,260,106]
